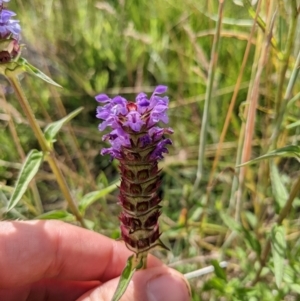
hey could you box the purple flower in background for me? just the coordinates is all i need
[0,9,21,40]
[0,1,21,63]
[95,86,173,254]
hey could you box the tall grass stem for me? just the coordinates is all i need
[194,0,225,189]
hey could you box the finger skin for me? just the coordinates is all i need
[0,220,162,288]
[76,266,191,301]
[0,280,100,301]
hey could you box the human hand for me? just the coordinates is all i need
[0,220,191,301]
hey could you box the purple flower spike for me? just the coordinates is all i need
[95,85,172,254]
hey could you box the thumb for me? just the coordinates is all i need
[76,266,191,301]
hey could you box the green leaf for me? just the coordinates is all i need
[269,161,288,210]
[290,284,300,294]
[83,219,95,230]
[244,211,257,228]
[111,255,139,301]
[219,211,242,232]
[36,210,76,221]
[243,229,261,255]
[242,0,281,57]
[286,120,300,129]
[7,150,43,211]
[44,107,84,143]
[78,181,119,214]
[238,145,300,167]
[96,171,109,187]
[203,277,226,292]
[271,225,286,288]
[211,259,227,281]
[17,57,62,87]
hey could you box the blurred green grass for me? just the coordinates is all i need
[1,0,300,300]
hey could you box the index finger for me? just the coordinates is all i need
[0,220,162,288]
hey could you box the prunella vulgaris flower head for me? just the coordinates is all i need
[96,85,173,254]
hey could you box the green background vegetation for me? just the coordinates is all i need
[1,0,300,300]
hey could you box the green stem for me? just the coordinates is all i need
[2,87,43,214]
[270,48,300,147]
[194,0,225,189]
[270,0,298,148]
[6,72,86,227]
[136,252,148,269]
[243,0,280,54]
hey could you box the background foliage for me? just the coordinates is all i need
[1,0,300,300]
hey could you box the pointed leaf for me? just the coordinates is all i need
[238,145,300,166]
[286,120,300,129]
[211,259,227,281]
[78,181,119,214]
[243,229,261,255]
[271,225,286,288]
[242,0,281,56]
[44,107,84,143]
[203,277,226,292]
[17,57,62,87]
[7,150,43,211]
[36,210,76,222]
[111,255,138,301]
[269,161,288,209]
[219,211,242,232]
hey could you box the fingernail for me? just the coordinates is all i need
[147,273,190,301]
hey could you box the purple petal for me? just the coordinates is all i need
[150,138,172,160]
[0,10,16,22]
[101,147,121,160]
[98,115,119,131]
[8,21,20,35]
[112,96,127,105]
[124,111,145,132]
[111,99,128,115]
[154,85,168,94]
[0,9,21,39]
[96,105,112,120]
[136,92,147,102]
[139,134,152,147]
[148,111,168,127]
[136,93,150,114]
[103,128,130,148]
[95,94,111,103]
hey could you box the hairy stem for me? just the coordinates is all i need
[6,73,86,227]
